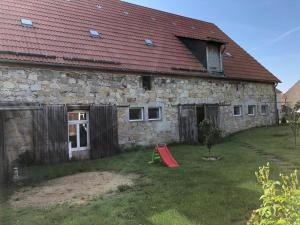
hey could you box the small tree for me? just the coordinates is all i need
[289,104,300,149]
[248,163,300,225]
[199,119,222,157]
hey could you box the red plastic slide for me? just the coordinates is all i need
[156,144,179,168]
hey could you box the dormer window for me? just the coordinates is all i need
[206,43,222,73]
[178,37,224,75]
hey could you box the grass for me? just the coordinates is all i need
[0,126,299,225]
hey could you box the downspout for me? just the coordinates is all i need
[273,83,279,125]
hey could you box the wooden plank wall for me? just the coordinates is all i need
[90,105,119,159]
[178,105,198,144]
[178,104,220,144]
[205,105,220,127]
[33,105,68,164]
[0,111,8,183]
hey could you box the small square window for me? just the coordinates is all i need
[142,76,152,91]
[148,107,161,121]
[261,105,268,115]
[248,105,256,116]
[129,108,144,121]
[233,105,242,116]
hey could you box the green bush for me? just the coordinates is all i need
[281,117,287,124]
[248,163,300,225]
[117,184,132,192]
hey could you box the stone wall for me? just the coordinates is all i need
[285,80,300,108]
[0,64,277,155]
[2,110,33,164]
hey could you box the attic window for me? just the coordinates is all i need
[123,11,129,15]
[191,26,196,29]
[96,5,102,9]
[21,18,33,27]
[89,30,100,38]
[207,43,222,73]
[145,39,153,46]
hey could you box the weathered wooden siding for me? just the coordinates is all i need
[33,105,68,164]
[179,104,220,144]
[90,105,119,159]
[178,105,198,144]
[0,111,8,183]
[205,105,220,127]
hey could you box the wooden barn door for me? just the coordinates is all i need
[178,105,198,144]
[33,105,68,164]
[205,105,219,127]
[178,104,220,144]
[0,111,8,183]
[90,105,119,159]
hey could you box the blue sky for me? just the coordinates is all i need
[125,0,300,92]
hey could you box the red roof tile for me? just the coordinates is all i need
[0,0,280,83]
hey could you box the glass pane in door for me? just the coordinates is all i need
[68,112,87,121]
[79,124,88,147]
[69,124,77,148]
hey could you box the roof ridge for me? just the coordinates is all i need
[120,0,215,26]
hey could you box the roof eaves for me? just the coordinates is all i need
[0,58,279,84]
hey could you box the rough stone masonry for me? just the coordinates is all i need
[0,64,277,163]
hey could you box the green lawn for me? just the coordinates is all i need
[0,126,299,225]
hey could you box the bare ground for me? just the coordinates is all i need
[9,171,138,208]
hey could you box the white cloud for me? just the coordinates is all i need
[251,25,300,51]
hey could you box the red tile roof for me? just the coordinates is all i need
[0,0,280,83]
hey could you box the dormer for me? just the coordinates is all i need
[206,41,223,73]
[178,37,225,75]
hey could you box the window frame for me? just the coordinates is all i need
[233,105,242,117]
[148,107,162,121]
[68,110,90,152]
[261,104,268,115]
[129,107,144,122]
[206,43,223,73]
[248,105,256,116]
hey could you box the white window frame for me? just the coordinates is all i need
[261,105,268,115]
[233,105,242,117]
[129,107,144,122]
[68,111,90,152]
[148,107,162,121]
[248,105,256,116]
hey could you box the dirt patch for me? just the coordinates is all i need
[9,171,138,208]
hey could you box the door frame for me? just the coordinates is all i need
[68,110,90,152]
[178,103,220,144]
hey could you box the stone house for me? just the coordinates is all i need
[0,0,280,165]
[284,80,300,108]
[275,88,284,120]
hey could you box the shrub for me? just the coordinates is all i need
[17,151,35,167]
[281,117,287,124]
[289,110,300,149]
[248,163,300,225]
[117,184,132,192]
[199,119,222,157]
